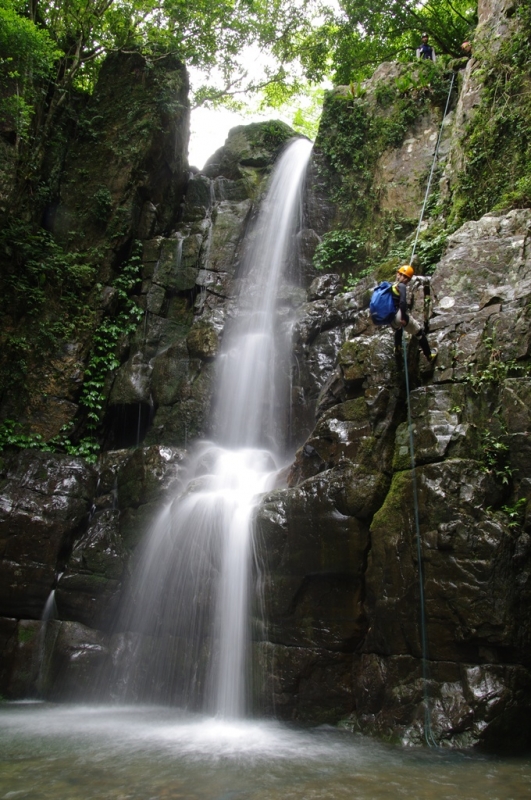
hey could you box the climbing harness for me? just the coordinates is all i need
[402,71,456,748]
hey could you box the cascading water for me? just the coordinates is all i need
[5,143,531,800]
[213,139,311,450]
[115,138,313,717]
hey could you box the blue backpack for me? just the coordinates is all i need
[369,281,396,325]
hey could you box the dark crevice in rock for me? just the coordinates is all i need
[102,402,155,450]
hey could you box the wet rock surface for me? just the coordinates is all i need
[253,208,531,749]
[0,445,185,697]
[0,122,307,703]
[0,452,97,619]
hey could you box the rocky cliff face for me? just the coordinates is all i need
[248,0,531,749]
[0,51,189,442]
[1,0,531,753]
[256,208,531,749]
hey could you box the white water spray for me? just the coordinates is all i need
[118,138,312,717]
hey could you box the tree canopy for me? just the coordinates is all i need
[282,0,478,86]
[0,0,60,143]
[0,0,480,147]
[0,0,323,107]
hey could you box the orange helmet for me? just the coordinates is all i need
[397,264,414,279]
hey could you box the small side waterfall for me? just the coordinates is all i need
[116,138,312,717]
[35,589,58,697]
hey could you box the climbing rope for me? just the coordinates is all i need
[410,71,456,263]
[403,71,456,747]
[402,337,437,748]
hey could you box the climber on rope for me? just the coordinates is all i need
[391,265,437,362]
[370,265,437,363]
[416,33,436,61]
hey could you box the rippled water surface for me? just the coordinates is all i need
[1,704,530,799]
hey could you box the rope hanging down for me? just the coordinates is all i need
[410,71,455,263]
[402,336,437,748]
[403,71,455,747]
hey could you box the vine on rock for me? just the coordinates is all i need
[79,244,143,434]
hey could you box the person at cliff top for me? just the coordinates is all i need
[416,33,436,61]
[392,265,437,362]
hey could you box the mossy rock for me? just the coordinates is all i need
[204,120,298,180]
[186,324,219,360]
[338,337,375,386]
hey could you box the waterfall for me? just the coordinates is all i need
[116,138,312,717]
[213,138,312,450]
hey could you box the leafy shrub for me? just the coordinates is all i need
[92,187,113,224]
[313,229,364,271]
[0,418,100,462]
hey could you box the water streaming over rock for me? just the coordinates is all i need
[115,138,313,716]
[35,589,58,697]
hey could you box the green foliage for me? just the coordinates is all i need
[0,242,142,462]
[464,333,526,490]
[465,334,529,393]
[0,226,144,465]
[344,266,374,289]
[313,228,364,271]
[349,80,367,100]
[0,222,97,401]
[0,419,100,463]
[1,0,327,141]
[380,224,449,276]
[0,419,99,462]
[0,94,33,141]
[0,0,61,139]
[450,1,531,223]
[319,62,453,188]
[289,88,325,140]
[0,419,48,451]
[92,187,113,224]
[315,66,453,275]
[500,497,527,529]
[315,93,378,228]
[294,0,477,86]
[415,231,448,275]
[17,625,36,644]
[499,174,531,210]
[479,427,513,485]
[0,334,30,403]
[466,357,527,392]
[381,63,453,147]
[0,221,96,317]
[248,120,294,149]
